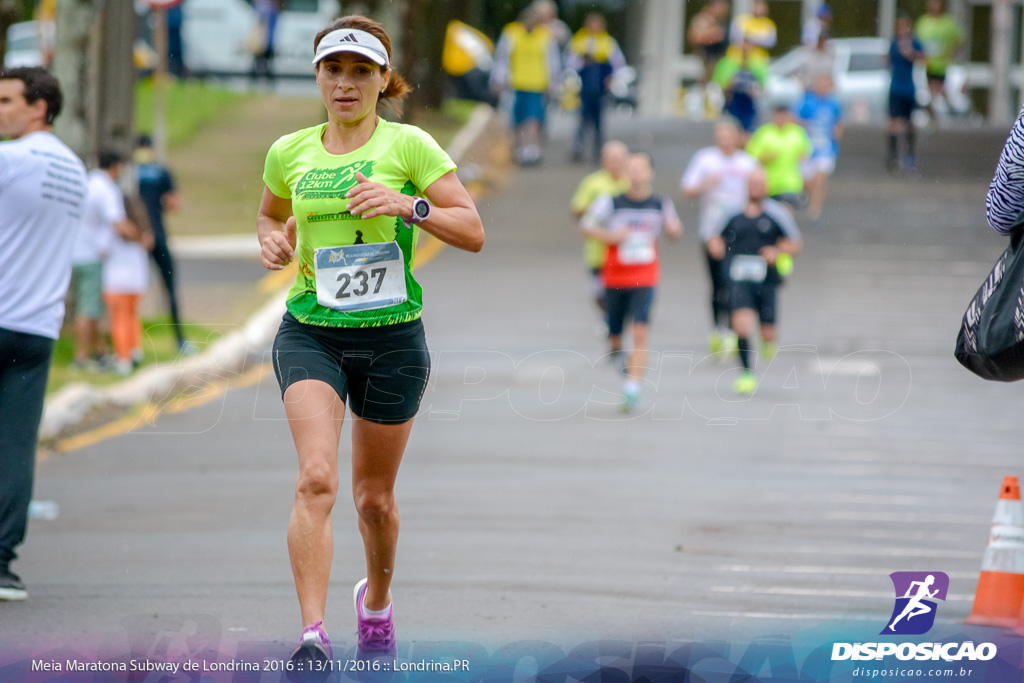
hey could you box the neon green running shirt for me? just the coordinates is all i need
[746,123,812,196]
[571,169,630,268]
[263,119,456,328]
[915,14,961,76]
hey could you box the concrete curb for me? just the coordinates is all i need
[40,103,496,443]
[167,234,261,259]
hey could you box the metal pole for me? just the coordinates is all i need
[878,0,896,41]
[953,0,971,74]
[664,0,683,116]
[637,0,683,117]
[990,0,1012,125]
[153,7,169,163]
[638,0,663,116]
[801,0,816,26]
[949,0,969,28]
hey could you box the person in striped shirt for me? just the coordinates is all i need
[987,102,1024,235]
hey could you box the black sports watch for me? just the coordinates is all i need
[410,197,431,224]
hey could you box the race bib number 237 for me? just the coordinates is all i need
[314,242,408,312]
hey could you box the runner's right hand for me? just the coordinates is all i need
[261,216,297,270]
[704,173,723,191]
[605,226,629,244]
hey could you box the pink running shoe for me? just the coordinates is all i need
[288,619,333,678]
[353,578,396,654]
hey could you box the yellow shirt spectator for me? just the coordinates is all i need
[491,21,560,94]
[728,12,777,62]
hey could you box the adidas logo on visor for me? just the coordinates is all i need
[313,28,389,66]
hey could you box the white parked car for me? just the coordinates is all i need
[767,37,972,124]
[4,1,341,78]
[3,18,165,74]
[182,0,340,78]
[3,21,44,68]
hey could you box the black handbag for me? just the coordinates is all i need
[955,219,1024,381]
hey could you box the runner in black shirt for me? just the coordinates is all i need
[708,168,801,394]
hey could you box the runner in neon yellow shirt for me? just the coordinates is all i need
[571,139,629,317]
[915,0,962,125]
[256,15,483,668]
[746,106,813,211]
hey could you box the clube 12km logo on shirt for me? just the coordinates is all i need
[831,572,998,662]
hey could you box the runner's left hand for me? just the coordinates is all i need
[346,172,412,221]
[760,245,779,265]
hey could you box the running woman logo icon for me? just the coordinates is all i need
[881,571,949,635]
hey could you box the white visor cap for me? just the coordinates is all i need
[313,28,390,67]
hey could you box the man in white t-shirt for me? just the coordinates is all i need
[0,67,87,601]
[681,118,759,356]
[71,153,127,369]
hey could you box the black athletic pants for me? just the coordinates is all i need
[0,327,54,569]
[152,238,184,345]
[705,244,730,328]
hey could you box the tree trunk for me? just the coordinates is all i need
[0,0,24,68]
[52,0,95,162]
[398,0,421,122]
[417,0,459,111]
[95,0,136,156]
[398,0,476,117]
[52,0,135,167]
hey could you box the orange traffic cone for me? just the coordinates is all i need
[965,476,1024,628]
[1017,577,1024,635]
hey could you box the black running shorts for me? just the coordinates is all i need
[889,92,916,120]
[728,281,777,324]
[606,286,656,337]
[770,193,806,212]
[272,313,430,424]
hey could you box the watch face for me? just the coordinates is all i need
[414,199,430,221]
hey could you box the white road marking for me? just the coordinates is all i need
[691,610,878,621]
[823,511,991,525]
[741,545,978,559]
[715,564,978,580]
[710,585,973,601]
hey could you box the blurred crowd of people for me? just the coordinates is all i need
[488,0,629,166]
[561,0,968,409]
[67,136,187,376]
[572,128,804,409]
[34,0,282,86]
[689,0,961,175]
[484,0,962,180]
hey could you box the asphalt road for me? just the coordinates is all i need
[3,109,1022,674]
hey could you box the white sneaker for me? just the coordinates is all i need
[0,568,28,601]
